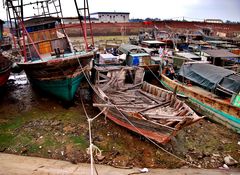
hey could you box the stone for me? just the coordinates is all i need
[97,155,105,161]
[224,155,238,166]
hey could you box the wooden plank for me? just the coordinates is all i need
[121,82,143,91]
[137,90,162,104]
[93,103,153,109]
[138,100,171,113]
[145,114,191,120]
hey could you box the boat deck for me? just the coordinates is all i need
[184,84,231,103]
[31,51,87,63]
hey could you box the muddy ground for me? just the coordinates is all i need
[0,73,239,170]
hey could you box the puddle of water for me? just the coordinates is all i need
[9,73,28,85]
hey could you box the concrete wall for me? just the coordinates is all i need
[64,21,240,37]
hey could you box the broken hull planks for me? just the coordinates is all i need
[18,53,93,101]
[93,80,202,144]
[93,93,177,144]
[160,74,240,133]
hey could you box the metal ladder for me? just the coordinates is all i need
[6,0,42,61]
[74,0,94,50]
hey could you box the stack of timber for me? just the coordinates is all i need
[93,66,202,144]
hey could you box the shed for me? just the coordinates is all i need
[203,49,240,67]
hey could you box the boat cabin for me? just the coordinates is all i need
[23,17,72,60]
[118,44,152,66]
[203,49,240,72]
[172,52,202,69]
[141,40,166,49]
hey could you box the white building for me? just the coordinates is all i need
[90,12,130,23]
[204,19,223,24]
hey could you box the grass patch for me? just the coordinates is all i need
[0,117,23,131]
[0,134,15,149]
[71,135,89,149]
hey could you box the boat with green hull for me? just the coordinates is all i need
[160,63,240,133]
[6,0,95,101]
[29,70,85,101]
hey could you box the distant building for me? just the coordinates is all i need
[62,17,99,24]
[204,19,223,24]
[62,17,79,24]
[0,19,4,40]
[90,12,130,23]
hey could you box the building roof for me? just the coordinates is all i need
[24,17,61,27]
[203,49,240,58]
[141,40,166,45]
[175,52,201,60]
[91,12,130,15]
[118,44,147,54]
[204,19,223,22]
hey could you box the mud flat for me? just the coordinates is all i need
[0,72,239,169]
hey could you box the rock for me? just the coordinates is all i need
[63,126,76,133]
[51,121,61,126]
[219,164,229,170]
[20,147,28,154]
[140,168,149,173]
[61,151,64,156]
[97,155,105,161]
[210,159,215,163]
[47,150,51,154]
[224,155,238,166]
[212,153,220,157]
[186,155,193,162]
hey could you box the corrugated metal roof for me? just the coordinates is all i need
[24,17,61,27]
[142,40,166,44]
[118,44,147,54]
[203,49,240,58]
[91,12,130,15]
[175,52,201,59]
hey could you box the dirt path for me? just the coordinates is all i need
[0,153,239,175]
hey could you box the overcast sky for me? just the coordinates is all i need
[0,0,239,22]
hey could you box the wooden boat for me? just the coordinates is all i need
[160,63,240,133]
[0,53,12,87]
[6,0,95,101]
[118,44,161,76]
[93,66,202,144]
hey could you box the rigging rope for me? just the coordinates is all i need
[77,56,202,170]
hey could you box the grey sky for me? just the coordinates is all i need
[0,0,239,21]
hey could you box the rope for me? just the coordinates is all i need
[77,57,202,169]
[80,94,106,175]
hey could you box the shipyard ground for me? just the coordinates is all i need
[1,153,239,175]
[0,72,239,170]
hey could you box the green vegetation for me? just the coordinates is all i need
[70,135,89,149]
